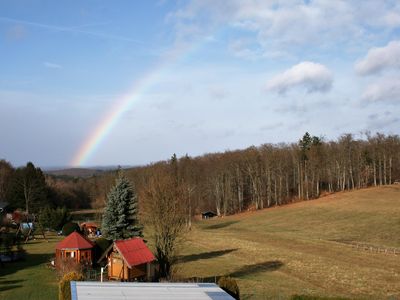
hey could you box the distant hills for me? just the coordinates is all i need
[44,166,133,178]
[45,168,107,178]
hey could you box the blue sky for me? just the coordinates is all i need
[1,0,400,167]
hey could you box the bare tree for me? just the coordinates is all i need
[143,169,186,279]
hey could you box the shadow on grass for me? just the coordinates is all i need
[0,279,25,285]
[229,260,284,277]
[204,221,239,230]
[0,285,23,292]
[0,253,52,278]
[182,260,284,284]
[178,249,238,263]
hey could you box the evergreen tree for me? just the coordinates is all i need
[102,173,143,240]
[8,162,48,214]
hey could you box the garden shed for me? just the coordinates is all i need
[55,232,94,266]
[103,238,156,281]
[202,211,217,219]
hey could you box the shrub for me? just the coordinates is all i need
[0,232,14,254]
[56,257,83,279]
[58,271,83,300]
[218,276,240,300]
[62,222,80,236]
[39,206,71,231]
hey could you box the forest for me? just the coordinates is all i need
[1,132,399,218]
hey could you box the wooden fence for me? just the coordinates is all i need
[332,240,399,255]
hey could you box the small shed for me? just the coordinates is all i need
[55,232,94,266]
[202,211,217,219]
[105,238,156,281]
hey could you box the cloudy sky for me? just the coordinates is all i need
[1,1,400,167]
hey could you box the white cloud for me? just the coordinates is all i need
[169,1,400,59]
[44,62,62,69]
[266,62,333,94]
[355,40,400,75]
[361,78,400,103]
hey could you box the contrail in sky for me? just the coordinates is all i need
[0,16,144,43]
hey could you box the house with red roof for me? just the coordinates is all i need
[102,238,156,281]
[55,231,95,266]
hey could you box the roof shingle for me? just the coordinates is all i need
[114,238,155,268]
[56,232,94,250]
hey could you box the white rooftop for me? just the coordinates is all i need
[71,282,235,300]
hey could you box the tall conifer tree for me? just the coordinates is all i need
[102,172,143,240]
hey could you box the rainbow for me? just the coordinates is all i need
[70,72,158,167]
[70,43,198,167]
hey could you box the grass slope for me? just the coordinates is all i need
[0,234,60,300]
[1,186,399,300]
[177,186,400,299]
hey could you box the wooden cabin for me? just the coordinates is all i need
[55,232,94,266]
[104,238,156,281]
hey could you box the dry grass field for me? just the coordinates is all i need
[176,185,400,299]
[1,186,399,300]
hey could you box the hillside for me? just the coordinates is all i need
[176,185,400,299]
[45,167,107,178]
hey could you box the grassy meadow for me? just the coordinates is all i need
[176,185,400,299]
[1,185,399,299]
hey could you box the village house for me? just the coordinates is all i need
[100,238,156,282]
[55,231,94,266]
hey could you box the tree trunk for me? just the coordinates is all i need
[383,154,387,185]
[305,160,309,200]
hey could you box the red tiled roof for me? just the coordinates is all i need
[56,232,95,250]
[115,238,155,268]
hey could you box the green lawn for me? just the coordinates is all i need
[176,186,400,299]
[0,234,60,300]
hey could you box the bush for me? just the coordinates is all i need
[0,231,24,259]
[56,258,83,279]
[62,222,80,236]
[58,271,83,300]
[218,276,240,300]
[39,206,71,231]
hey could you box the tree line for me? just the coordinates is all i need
[0,161,91,214]
[117,132,400,217]
[1,132,399,218]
